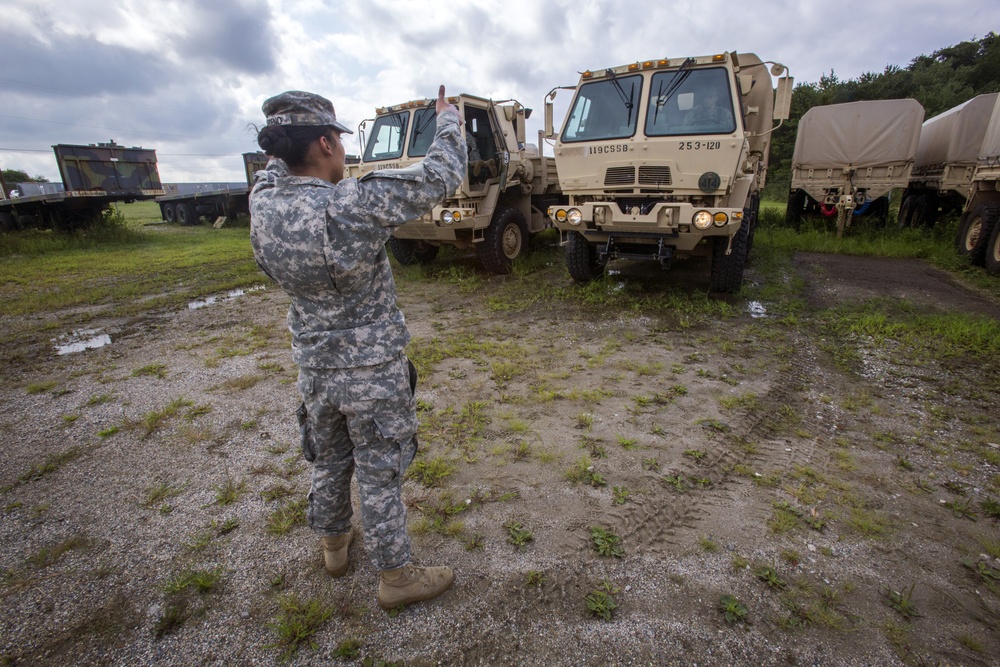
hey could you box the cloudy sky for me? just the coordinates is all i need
[2,0,997,184]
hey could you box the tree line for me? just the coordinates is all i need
[765,32,1000,199]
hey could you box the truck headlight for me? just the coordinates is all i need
[442,210,461,224]
[693,210,712,229]
[554,208,567,222]
[713,212,729,227]
[567,208,583,225]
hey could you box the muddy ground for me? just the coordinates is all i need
[1,243,999,666]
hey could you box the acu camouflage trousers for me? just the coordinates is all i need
[296,353,418,570]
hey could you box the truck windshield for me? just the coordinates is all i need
[561,74,642,143]
[363,111,409,161]
[645,67,736,137]
[408,107,437,157]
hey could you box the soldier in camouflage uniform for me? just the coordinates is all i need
[249,86,466,609]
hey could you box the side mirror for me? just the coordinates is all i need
[774,76,794,121]
[544,100,554,139]
[515,108,526,145]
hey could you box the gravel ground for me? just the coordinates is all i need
[2,250,999,666]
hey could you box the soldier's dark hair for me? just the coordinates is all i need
[256,124,335,169]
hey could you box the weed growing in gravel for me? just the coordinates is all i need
[212,477,248,506]
[576,412,594,430]
[25,534,88,569]
[266,593,332,660]
[698,535,719,553]
[612,486,630,505]
[718,594,748,624]
[504,520,533,550]
[266,497,308,535]
[134,397,194,437]
[566,456,606,487]
[525,571,546,587]
[261,483,298,502]
[641,457,660,471]
[615,434,639,450]
[163,566,224,594]
[585,579,620,620]
[981,498,1000,519]
[753,564,787,590]
[683,449,706,462]
[334,638,363,659]
[847,507,891,538]
[142,481,185,508]
[17,445,84,484]
[590,526,624,558]
[133,363,168,379]
[26,380,59,394]
[882,584,920,619]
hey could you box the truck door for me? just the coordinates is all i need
[464,105,500,190]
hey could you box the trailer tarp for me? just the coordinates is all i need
[979,94,1000,162]
[792,99,924,171]
[916,93,998,168]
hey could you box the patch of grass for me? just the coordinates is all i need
[719,392,759,411]
[162,566,224,594]
[753,564,787,590]
[142,481,185,508]
[615,434,639,450]
[134,397,194,437]
[683,449,707,462]
[641,457,660,472]
[212,477,248,506]
[26,380,59,394]
[525,570,546,587]
[265,593,332,661]
[847,507,891,538]
[590,526,624,558]
[266,497,308,535]
[406,456,457,488]
[611,485,630,505]
[698,535,719,552]
[566,456,606,487]
[25,533,88,568]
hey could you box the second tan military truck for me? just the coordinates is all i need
[356,94,563,274]
[544,52,792,292]
[955,93,1000,275]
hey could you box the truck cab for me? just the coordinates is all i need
[546,53,791,291]
[357,93,561,273]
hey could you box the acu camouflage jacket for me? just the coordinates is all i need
[249,109,465,369]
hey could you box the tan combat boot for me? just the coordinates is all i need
[321,531,353,577]
[377,564,454,610]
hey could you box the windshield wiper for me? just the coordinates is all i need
[411,106,437,143]
[652,57,696,123]
[605,69,635,126]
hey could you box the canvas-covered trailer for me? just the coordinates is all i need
[900,92,999,227]
[786,99,924,236]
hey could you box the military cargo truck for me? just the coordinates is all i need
[544,52,792,292]
[900,93,999,228]
[785,99,924,237]
[0,141,164,230]
[956,93,1000,274]
[156,152,268,225]
[357,93,563,274]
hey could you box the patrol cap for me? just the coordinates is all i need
[262,90,353,134]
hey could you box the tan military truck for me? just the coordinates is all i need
[956,93,1000,275]
[785,99,924,237]
[900,93,998,228]
[544,53,792,292]
[356,94,563,274]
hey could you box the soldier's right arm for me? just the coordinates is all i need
[351,99,466,230]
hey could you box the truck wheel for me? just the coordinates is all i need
[985,219,1000,277]
[965,204,1000,266]
[709,218,749,293]
[479,205,527,274]
[162,203,176,223]
[910,195,930,228]
[0,211,14,231]
[897,195,915,228]
[388,236,439,265]
[954,211,972,254]
[176,202,197,225]
[564,230,606,282]
[785,189,804,229]
[959,203,999,265]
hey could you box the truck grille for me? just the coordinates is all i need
[638,166,672,186]
[604,167,635,186]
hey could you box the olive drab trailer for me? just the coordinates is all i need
[0,141,164,231]
[156,152,269,225]
[356,93,563,274]
[544,52,792,292]
[900,93,998,228]
[785,99,924,237]
[956,93,1000,275]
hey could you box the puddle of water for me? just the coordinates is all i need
[748,301,767,318]
[188,285,265,310]
[53,330,112,355]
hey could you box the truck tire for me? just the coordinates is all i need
[176,202,197,225]
[388,236,439,266]
[162,203,176,223]
[0,211,14,231]
[709,218,749,293]
[959,203,999,265]
[564,230,606,282]
[479,205,527,274]
[910,195,930,228]
[785,189,804,229]
[985,219,1000,277]
[954,212,971,254]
